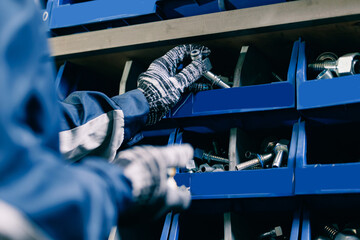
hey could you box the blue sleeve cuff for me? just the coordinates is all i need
[111,89,149,144]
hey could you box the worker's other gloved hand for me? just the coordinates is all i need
[138,44,211,125]
[112,144,193,220]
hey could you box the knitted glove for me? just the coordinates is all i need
[112,144,193,219]
[138,44,211,125]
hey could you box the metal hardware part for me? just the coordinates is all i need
[259,226,283,239]
[190,49,231,88]
[316,52,339,62]
[185,159,197,173]
[194,148,230,164]
[245,151,257,159]
[235,153,273,171]
[272,139,289,168]
[323,225,360,240]
[317,69,334,80]
[308,52,360,77]
[199,163,215,172]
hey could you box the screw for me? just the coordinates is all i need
[194,148,230,164]
[235,153,273,171]
[190,49,231,89]
[259,226,283,239]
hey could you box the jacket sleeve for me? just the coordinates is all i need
[0,1,134,239]
[59,89,149,162]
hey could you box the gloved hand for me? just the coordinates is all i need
[112,144,193,219]
[138,44,211,125]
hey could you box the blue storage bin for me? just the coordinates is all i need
[300,200,360,240]
[174,122,299,199]
[297,40,360,123]
[161,200,301,240]
[156,0,285,19]
[47,0,160,34]
[170,40,299,130]
[295,120,360,195]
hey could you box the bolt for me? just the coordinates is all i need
[194,148,230,164]
[259,226,283,239]
[323,225,360,240]
[190,49,231,89]
[272,139,289,168]
[235,153,273,171]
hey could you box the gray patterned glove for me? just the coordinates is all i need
[138,44,211,125]
[111,144,193,219]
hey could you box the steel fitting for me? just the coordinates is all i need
[190,49,231,89]
[323,225,360,240]
[272,139,289,168]
[235,153,273,171]
[308,52,360,77]
[199,163,215,172]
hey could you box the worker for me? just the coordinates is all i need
[0,0,210,239]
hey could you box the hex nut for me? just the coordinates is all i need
[337,53,360,76]
[274,226,283,237]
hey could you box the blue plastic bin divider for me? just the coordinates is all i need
[156,0,285,19]
[160,212,174,240]
[48,0,159,30]
[295,120,360,195]
[301,209,311,240]
[297,41,360,123]
[170,40,299,122]
[174,122,299,199]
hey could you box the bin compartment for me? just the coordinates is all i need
[296,40,360,123]
[170,40,299,130]
[162,198,300,240]
[295,120,360,195]
[174,122,298,199]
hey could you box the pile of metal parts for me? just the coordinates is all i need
[235,137,290,171]
[308,52,360,80]
[184,140,230,173]
[314,224,360,240]
[258,226,286,240]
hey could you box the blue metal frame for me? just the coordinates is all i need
[295,120,360,195]
[296,41,360,123]
[174,122,299,199]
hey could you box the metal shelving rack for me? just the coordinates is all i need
[50,1,360,239]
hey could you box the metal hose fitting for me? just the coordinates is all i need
[190,49,231,89]
[235,153,273,171]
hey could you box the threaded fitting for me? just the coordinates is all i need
[202,153,230,164]
[308,61,337,71]
[323,225,338,239]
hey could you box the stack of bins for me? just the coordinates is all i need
[162,40,302,239]
[45,0,285,35]
[296,40,360,239]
